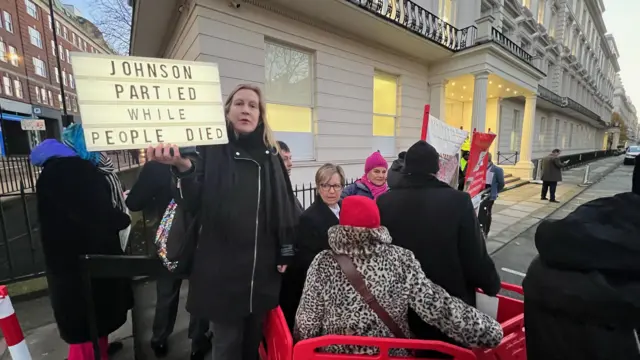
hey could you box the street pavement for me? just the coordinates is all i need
[1,155,631,359]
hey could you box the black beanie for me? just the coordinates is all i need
[403,140,440,175]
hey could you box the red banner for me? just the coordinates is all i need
[463,132,496,202]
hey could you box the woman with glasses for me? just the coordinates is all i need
[281,163,345,329]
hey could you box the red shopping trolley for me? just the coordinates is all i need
[261,282,525,360]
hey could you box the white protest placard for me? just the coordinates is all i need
[71,53,228,151]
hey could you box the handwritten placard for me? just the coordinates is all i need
[71,53,228,151]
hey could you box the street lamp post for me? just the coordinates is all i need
[47,0,73,127]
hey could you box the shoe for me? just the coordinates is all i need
[151,341,169,358]
[107,342,124,356]
[190,333,213,360]
[541,197,548,200]
[550,200,559,203]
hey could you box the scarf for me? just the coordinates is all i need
[358,175,388,200]
[200,123,297,260]
[96,153,127,213]
[61,123,100,165]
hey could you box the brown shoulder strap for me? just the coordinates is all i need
[331,252,407,339]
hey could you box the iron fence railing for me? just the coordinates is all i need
[346,0,476,51]
[538,86,603,124]
[0,177,357,284]
[491,27,533,64]
[531,149,616,180]
[497,151,519,165]
[0,150,141,195]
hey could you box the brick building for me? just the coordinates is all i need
[0,0,112,155]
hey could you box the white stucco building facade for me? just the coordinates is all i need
[613,74,638,146]
[129,0,625,185]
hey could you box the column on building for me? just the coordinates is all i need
[471,70,490,132]
[429,79,448,122]
[485,97,501,157]
[515,94,538,179]
[612,132,620,149]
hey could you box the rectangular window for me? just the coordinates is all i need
[561,121,568,148]
[62,70,67,86]
[54,67,59,83]
[0,41,6,62]
[372,71,398,156]
[48,14,51,29]
[62,26,68,40]
[47,90,53,106]
[72,33,77,46]
[264,42,314,160]
[51,40,55,55]
[82,40,86,51]
[59,45,64,60]
[537,0,545,24]
[568,123,574,147]
[538,116,547,147]
[65,48,70,62]
[32,57,46,77]
[3,75,12,96]
[3,11,13,33]
[8,46,17,66]
[28,27,42,48]
[25,0,37,18]
[439,0,455,23]
[510,110,521,152]
[55,21,60,35]
[41,88,47,104]
[35,86,41,102]
[14,79,22,98]
[58,94,62,109]
[69,74,74,88]
[554,119,560,147]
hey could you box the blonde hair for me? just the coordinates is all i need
[224,84,278,150]
[315,163,346,187]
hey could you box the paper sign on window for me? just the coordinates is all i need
[71,53,228,151]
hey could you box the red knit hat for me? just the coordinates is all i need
[339,195,381,229]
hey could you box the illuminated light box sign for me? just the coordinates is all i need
[71,53,228,151]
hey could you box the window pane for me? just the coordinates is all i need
[265,43,311,106]
[266,103,311,133]
[373,115,395,137]
[373,72,397,116]
[372,136,395,157]
[274,131,314,161]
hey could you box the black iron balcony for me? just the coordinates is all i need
[538,85,603,123]
[346,0,476,51]
[491,27,533,64]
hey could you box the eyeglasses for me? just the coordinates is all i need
[320,183,343,192]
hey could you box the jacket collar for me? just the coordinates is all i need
[328,225,391,260]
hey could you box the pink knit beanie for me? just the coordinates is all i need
[364,151,388,174]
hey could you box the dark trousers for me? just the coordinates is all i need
[151,277,210,352]
[211,313,265,360]
[541,181,558,201]
[479,199,495,236]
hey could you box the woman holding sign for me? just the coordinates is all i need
[146,84,298,360]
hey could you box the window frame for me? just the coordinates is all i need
[3,11,13,33]
[25,0,37,19]
[3,75,12,96]
[35,86,41,103]
[32,57,46,77]
[8,46,17,66]
[372,71,399,156]
[0,41,6,63]
[264,40,315,161]
[14,79,22,98]
[28,26,42,48]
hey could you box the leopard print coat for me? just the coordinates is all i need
[294,225,503,355]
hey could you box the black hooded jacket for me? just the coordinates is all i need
[523,192,640,360]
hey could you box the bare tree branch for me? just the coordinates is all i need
[88,0,132,55]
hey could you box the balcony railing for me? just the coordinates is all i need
[490,27,533,64]
[347,0,476,51]
[538,85,602,123]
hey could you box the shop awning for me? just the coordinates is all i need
[1,113,32,122]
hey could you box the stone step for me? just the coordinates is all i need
[505,176,522,184]
[504,179,529,191]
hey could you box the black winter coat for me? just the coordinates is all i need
[280,196,339,329]
[523,192,640,360]
[125,161,173,219]
[175,140,295,322]
[376,173,500,345]
[36,157,133,344]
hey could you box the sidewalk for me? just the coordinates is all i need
[486,155,624,254]
[0,155,624,360]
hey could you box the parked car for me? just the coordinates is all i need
[624,146,640,165]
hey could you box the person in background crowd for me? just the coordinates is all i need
[458,150,470,191]
[125,148,212,360]
[633,154,639,194]
[376,140,500,356]
[277,140,303,214]
[31,126,132,360]
[478,153,505,237]
[540,149,569,203]
[280,163,345,330]
[294,196,503,356]
[522,159,640,360]
[146,84,298,360]
[341,151,388,200]
[386,151,406,189]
